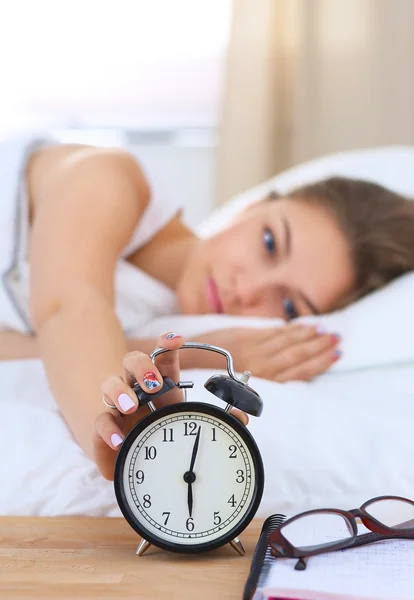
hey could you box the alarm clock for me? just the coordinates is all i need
[114,342,264,556]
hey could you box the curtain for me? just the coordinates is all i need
[216,0,414,205]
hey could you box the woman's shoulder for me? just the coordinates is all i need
[27,143,150,207]
[26,140,184,259]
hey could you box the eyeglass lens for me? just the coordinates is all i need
[281,512,354,551]
[364,498,414,529]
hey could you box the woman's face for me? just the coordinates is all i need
[176,198,355,320]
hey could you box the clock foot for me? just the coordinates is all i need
[136,538,152,556]
[229,537,245,556]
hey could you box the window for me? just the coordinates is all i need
[0,0,232,131]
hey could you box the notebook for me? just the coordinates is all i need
[244,514,414,600]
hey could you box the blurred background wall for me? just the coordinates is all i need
[0,0,231,226]
[0,0,413,223]
[218,0,414,204]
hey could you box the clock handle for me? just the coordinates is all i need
[150,342,247,384]
[150,342,263,417]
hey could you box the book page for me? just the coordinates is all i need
[259,525,414,600]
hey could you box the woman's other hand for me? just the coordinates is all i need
[94,332,247,480]
[197,324,341,383]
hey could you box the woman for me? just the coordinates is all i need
[1,137,413,479]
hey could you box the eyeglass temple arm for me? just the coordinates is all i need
[345,530,413,549]
[294,530,413,571]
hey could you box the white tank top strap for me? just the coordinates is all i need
[0,135,56,333]
[119,150,182,259]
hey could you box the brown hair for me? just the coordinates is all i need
[273,177,414,306]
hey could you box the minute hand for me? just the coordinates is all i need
[189,426,201,472]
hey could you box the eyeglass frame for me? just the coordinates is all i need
[269,495,414,560]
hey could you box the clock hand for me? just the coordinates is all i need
[189,426,201,473]
[185,426,201,518]
[187,481,193,518]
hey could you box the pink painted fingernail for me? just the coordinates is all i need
[118,393,135,412]
[111,433,124,447]
[333,349,342,360]
[165,332,181,339]
[143,371,162,390]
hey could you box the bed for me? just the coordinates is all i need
[1,145,414,519]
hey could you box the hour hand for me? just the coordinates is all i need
[184,471,196,517]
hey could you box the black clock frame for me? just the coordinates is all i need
[114,401,265,554]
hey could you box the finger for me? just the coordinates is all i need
[101,374,139,415]
[275,346,341,382]
[230,407,249,426]
[122,332,184,407]
[264,324,330,352]
[123,350,180,406]
[254,322,313,343]
[95,411,125,452]
[153,331,184,384]
[94,411,127,480]
[268,332,340,374]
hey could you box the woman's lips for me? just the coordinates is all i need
[206,276,224,313]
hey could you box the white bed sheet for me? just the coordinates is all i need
[1,144,413,520]
[1,357,413,519]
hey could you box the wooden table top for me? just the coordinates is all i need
[0,516,265,600]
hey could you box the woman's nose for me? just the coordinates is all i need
[235,272,274,308]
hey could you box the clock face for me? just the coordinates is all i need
[114,402,264,553]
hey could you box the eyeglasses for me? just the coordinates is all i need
[269,495,414,570]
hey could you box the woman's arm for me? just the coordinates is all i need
[29,146,150,461]
[126,325,340,381]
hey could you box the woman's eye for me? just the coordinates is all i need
[283,298,298,321]
[263,227,276,255]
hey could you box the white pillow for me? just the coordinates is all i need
[138,271,414,373]
[197,145,414,238]
[189,146,414,373]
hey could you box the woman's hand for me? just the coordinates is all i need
[196,324,341,383]
[94,332,247,480]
